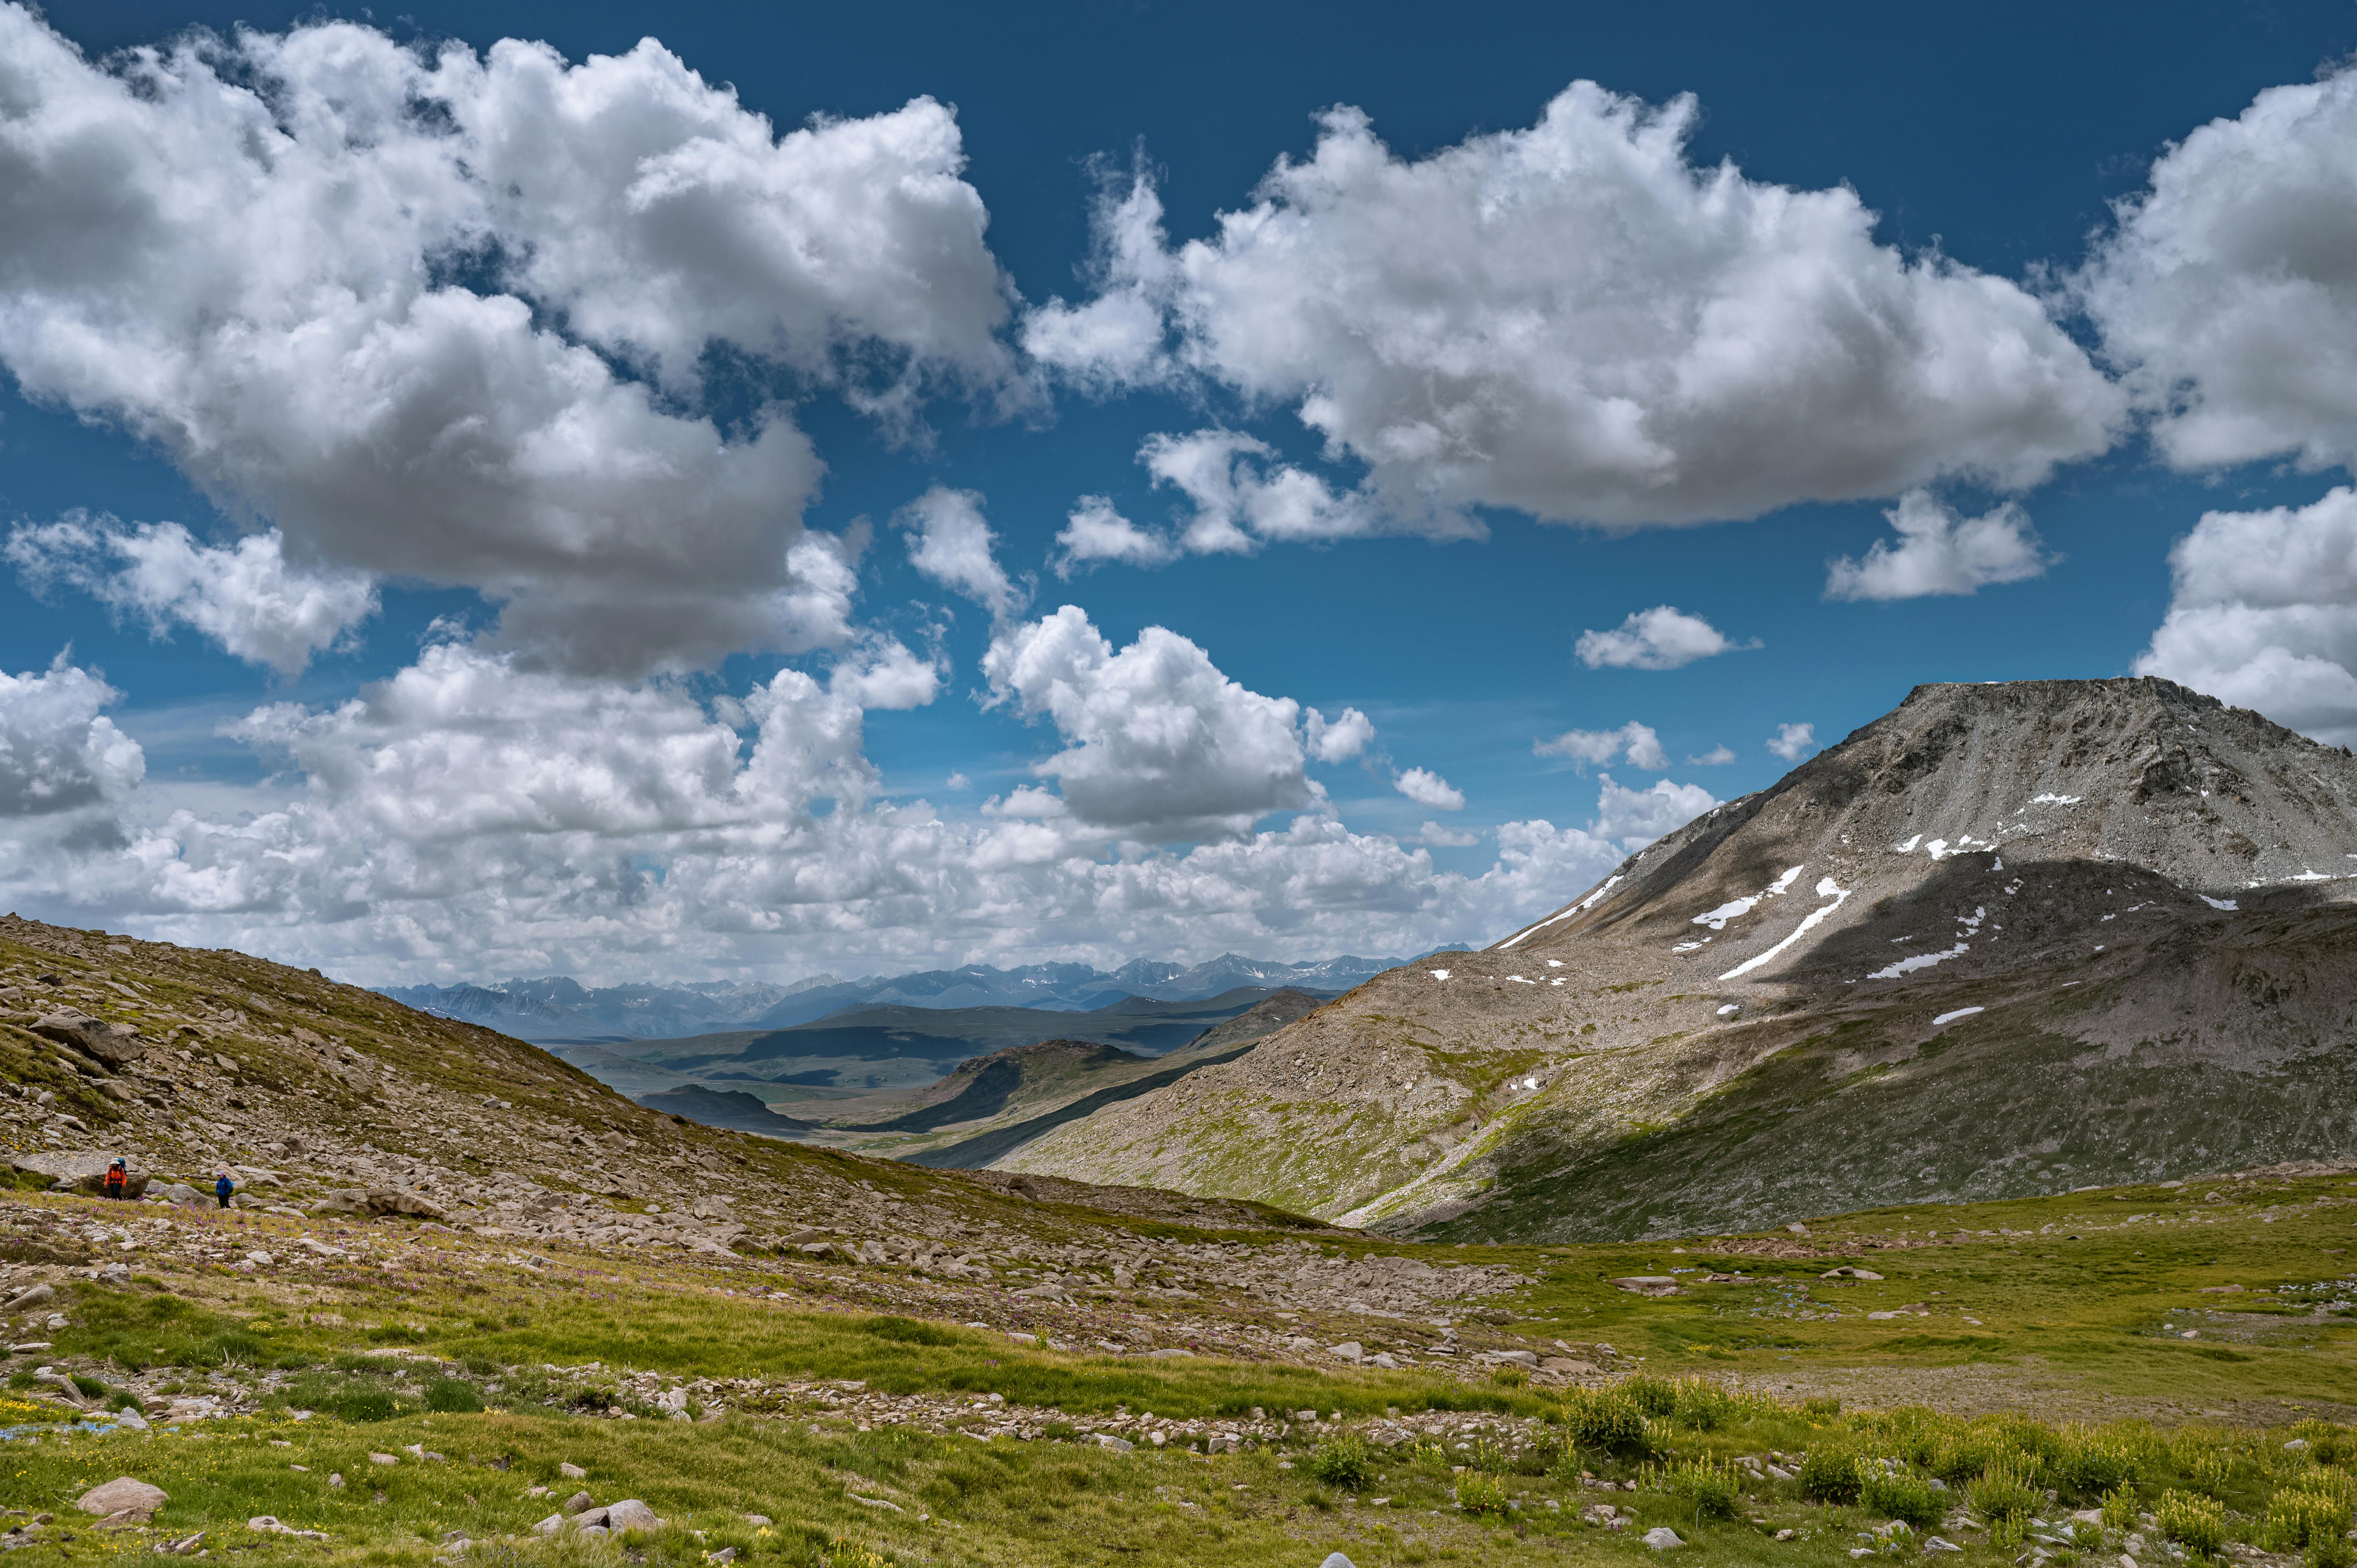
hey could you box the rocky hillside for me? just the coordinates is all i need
[0,913,1328,1277]
[1002,678,2357,1240]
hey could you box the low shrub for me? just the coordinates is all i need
[1456,1473,1510,1516]
[1655,1457,1742,1520]
[1968,1460,2040,1529]
[2266,1481,2355,1554]
[1304,1432,1374,1491]
[1565,1386,1650,1453]
[1797,1443,1868,1505]
[1862,1467,1946,1530]
[2056,1424,2141,1500]
[1622,1373,1679,1417]
[2100,1485,2139,1532]
[2158,1490,2228,1557]
[1671,1377,1738,1432]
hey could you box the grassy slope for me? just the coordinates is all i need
[7,1166,2357,1564]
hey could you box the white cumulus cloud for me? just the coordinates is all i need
[1575,606,1749,671]
[0,8,1014,674]
[1685,745,1738,766]
[1534,720,1666,770]
[2079,65,2357,473]
[1420,821,1479,848]
[1394,767,1465,811]
[1030,83,2120,529]
[1591,774,1718,848]
[1142,430,1397,555]
[8,515,378,675]
[1767,722,1818,762]
[1303,706,1375,764]
[899,486,1026,621]
[0,654,145,820]
[2135,486,2357,746]
[1050,496,1180,577]
[1824,490,2053,601]
[981,606,1312,840]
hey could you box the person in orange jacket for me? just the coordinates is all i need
[103,1159,128,1200]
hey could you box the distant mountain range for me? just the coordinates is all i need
[376,952,1422,1043]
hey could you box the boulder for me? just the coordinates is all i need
[151,1183,210,1209]
[1321,1556,1360,1568]
[313,1188,453,1223]
[9,1153,151,1198]
[1,1282,55,1313]
[1643,1527,1685,1550]
[30,1011,144,1068]
[603,1501,661,1533]
[1819,1266,1884,1281]
[558,1463,587,1479]
[76,1478,167,1518]
[1611,1276,1681,1296]
[563,1492,593,1515]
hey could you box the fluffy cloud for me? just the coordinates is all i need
[2078,66,2357,472]
[0,8,1013,674]
[1420,821,1479,848]
[0,655,144,820]
[1686,745,1738,766]
[2135,486,2357,746]
[1591,774,1718,846]
[1051,496,1179,577]
[1534,720,1667,770]
[1303,706,1375,764]
[899,487,1025,620]
[1030,84,2120,529]
[981,606,1312,840]
[1575,606,1748,671]
[1824,490,2052,601]
[1394,767,1465,811]
[0,639,1730,980]
[1767,722,1818,762]
[8,516,378,675]
[1142,431,1396,555]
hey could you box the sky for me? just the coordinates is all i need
[5,0,2357,986]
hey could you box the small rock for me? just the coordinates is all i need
[741,1514,771,1527]
[75,1478,167,1518]
[1094,1434,1135,1452]
[708,1551,738,1565]
[1321,1555,1360,1568]
[369,1453,398,1466]
[559,1462,587,1479]
[1925,1540,1964,1554]
[1644,1527,1686,1550]
[159,1533,205,1556]
[1612,1277,1681,1296]
[1329,1341,1363,1361]
[563,1491,593,1515]
[531,1515,565,1535]
[1,1283,55,1314]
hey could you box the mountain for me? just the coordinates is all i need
[1000,677,2357,1241]
[565,986,1333,1113]
[375,975,815,1042]
[742,953,1401,1028]
[376,953,1400,1041]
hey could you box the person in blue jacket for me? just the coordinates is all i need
[214,1171,235,1209]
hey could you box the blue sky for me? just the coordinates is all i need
[5,0,2357,984]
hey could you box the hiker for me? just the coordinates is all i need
[214,1170,235,1209]
[103,1159,128,1200]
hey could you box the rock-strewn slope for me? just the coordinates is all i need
[0,913,1547,1368]
[1002,678,2357,1240]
